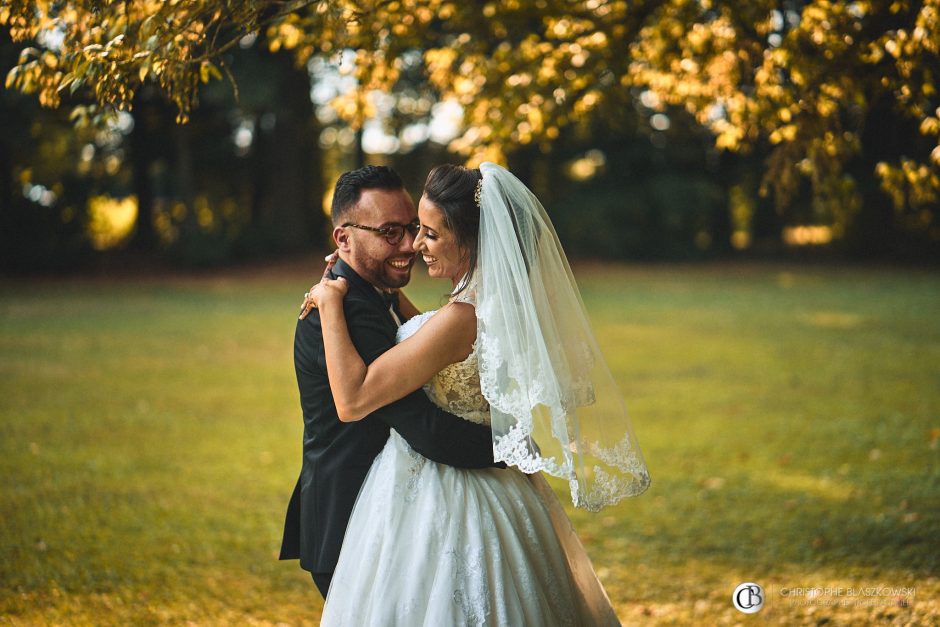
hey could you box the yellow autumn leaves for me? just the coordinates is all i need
[3,0,938,221]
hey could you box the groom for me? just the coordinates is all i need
[279,165,499,597]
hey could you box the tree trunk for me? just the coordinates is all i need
[128,93,163,251]
[845,94,915,258]
[247,52,324,254]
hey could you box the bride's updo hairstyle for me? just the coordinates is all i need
[422,164,482,295]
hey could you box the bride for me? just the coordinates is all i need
[307,162,650,625]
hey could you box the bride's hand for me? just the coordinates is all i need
[299,252,340,320]
[299,277,348,319]
[313,276,348,305]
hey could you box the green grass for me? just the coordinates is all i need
[1,261,938,625]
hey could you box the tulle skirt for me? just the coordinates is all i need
[320,430,621,626]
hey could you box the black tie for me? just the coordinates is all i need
[380,290,399,308]
[381,290,402,326]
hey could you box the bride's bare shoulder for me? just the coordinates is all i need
[434,300,476,327]
[413,301,476,355]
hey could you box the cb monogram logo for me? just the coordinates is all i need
[732,582,764,613]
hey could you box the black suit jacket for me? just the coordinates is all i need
[279,258,498,574]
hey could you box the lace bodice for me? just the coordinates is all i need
[396,299,490,426]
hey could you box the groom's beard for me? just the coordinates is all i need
[349,250,415,290]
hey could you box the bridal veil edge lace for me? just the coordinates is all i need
[475,162,651,511]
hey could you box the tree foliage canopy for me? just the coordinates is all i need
[4,0,939,243]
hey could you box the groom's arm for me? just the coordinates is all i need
[375,391,498,469]
[344,299,499,469]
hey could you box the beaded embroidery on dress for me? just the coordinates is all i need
[398,288,490,427]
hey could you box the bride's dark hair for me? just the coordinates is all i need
[422,164,482,296]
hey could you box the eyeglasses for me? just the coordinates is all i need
[342,220,420,245]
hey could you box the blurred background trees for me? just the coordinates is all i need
[2,0,938,271]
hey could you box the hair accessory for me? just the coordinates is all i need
[474,178,483,208]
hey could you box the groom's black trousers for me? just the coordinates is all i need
[312,572,332,598]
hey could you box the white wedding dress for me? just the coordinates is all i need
[319,301,622,626]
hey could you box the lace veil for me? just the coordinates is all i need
[475,162,650,511]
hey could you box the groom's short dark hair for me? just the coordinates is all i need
[331,165,405,224]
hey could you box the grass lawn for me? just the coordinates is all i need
[1,260,938,625]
